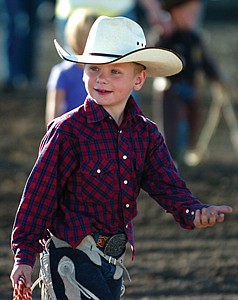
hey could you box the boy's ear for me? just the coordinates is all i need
[134,70,147,91]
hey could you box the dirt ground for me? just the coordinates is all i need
[0,21,238,299]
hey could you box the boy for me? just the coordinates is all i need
[10,16,232,299]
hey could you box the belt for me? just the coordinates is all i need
[92,233,127,258]
[94,234,110,249]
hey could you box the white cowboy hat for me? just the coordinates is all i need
[54,16,183,77]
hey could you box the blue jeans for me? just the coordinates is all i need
[49,241,122,300]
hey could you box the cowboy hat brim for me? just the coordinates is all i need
[54,39,183,77]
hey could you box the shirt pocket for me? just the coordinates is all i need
[80,159,117,204]
[81,159,115,177]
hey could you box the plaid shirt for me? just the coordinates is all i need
[11,96,207,267]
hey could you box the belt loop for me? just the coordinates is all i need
[108,256,117,265]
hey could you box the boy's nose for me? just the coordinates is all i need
[96,71,108,84]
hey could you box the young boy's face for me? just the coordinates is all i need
[83,62,146,111]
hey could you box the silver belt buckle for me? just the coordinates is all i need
[104,233,127,257]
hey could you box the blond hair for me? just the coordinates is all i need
[65,9,98,54]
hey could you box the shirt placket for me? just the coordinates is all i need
[117,127,134,229]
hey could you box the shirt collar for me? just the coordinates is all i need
[84,96,144,124]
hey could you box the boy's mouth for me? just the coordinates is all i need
[95,88,112,94]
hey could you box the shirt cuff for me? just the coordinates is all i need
[183,204,210,229]
[14,247,37,268]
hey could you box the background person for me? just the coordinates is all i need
[2,0,43,93]
[151,0,226,164]
[45,8,98,125]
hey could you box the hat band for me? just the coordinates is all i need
[89,52,121,58]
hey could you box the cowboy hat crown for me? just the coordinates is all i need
[54,16,183,77]
[83,15,146,57]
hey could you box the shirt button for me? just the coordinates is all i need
[126,225,129,228]
[119,130,123,133]
[191,211,195,216]
[122,155,127,160]
[123,180,128,185]
[97,169,101,174]
[126,204,130,208]
[186,209,189,214]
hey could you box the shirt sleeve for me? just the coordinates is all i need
[11,125,78,267]
[141,125,208,229]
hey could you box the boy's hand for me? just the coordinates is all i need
[10,264,32,288]
[194,205,233,228]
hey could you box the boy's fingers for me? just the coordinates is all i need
[209,205,232,220]
[209,211,216,224]
[201,208,209,225]
[216,213,225,223]
[194,208,221,228]
[217,205,232,214]
[22,273,32,288]
[194,209,202,227]
[209,205,232,214]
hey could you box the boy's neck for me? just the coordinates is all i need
[108,110,125,127]
[114,112,125,127]
[103,105,126,127]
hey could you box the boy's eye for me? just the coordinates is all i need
[91,66,99,71]
[111,69,120,74]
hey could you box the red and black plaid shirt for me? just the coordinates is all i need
[11,96,207,267]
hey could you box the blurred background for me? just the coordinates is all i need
[0,0,237,299]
